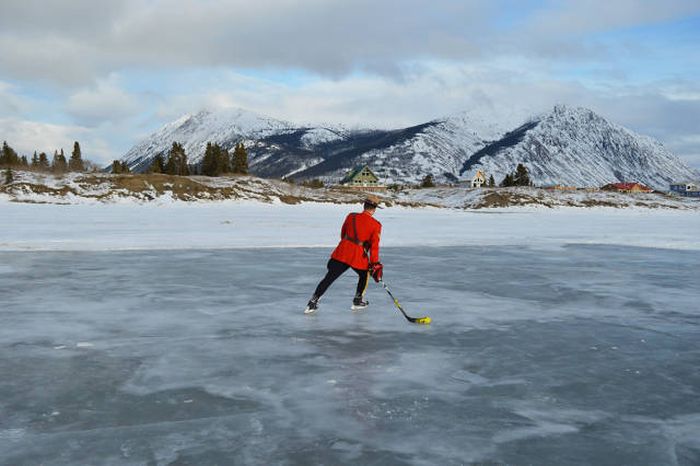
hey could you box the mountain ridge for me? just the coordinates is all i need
[120,105,699,189]
[459,105,697,190]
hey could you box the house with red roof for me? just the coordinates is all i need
[601,182,653,193]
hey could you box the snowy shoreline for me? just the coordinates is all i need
[2,199,699,252]
[1,171,698,210]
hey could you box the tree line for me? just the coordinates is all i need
[2,140,92,183]
[110,142,249,176]
[1,140,88,173]
[417,164,532,188]
[499,164,531,187]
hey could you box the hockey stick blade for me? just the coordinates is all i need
[410,316,432,325]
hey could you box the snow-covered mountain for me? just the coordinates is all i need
[120,107,503,182]
[121,105,698,189]
[295,111,505,183]
[460,105,699,190]
[122,108,299,173]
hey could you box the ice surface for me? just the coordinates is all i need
[1,243,699,465]
[1,202,699,464]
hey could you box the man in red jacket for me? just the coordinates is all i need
[305,195,384,314]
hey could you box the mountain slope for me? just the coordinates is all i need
[120,105,697,189]
[122,108,302,173]
[295,112,504,183]
[122,108,381,177]
[460,105,699,190]
[120,107,500,183]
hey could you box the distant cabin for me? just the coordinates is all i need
[340,165,386,191]
[601,182,653,193]
[670,182,700,197]
[471,170,487,188]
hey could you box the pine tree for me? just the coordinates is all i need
[180,153,189,176]
[421,174,435,188]
[1,141,20,166]
[500,173,514,187]
[149,154,165,174]
[31,152,40,169]
[4,167,13,184]
[52,150,68,173]
[201,142,217,176]
[165,142,189,176]
[20,155,28,167]
[69,141,84,171]
[38,152,50,170]
[216,144,230,174]
[165,146,177,175]
[231,143,248,174]
[513,164,530,186]
[116,161,131,174]
[488,174,495,187]
[202,142,230,176]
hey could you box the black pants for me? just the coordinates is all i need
[313,259,369,300]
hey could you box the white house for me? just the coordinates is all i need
[471,170,487,188]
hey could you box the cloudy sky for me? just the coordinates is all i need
[1,0,699,167]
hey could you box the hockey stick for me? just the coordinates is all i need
[378,279,431,325]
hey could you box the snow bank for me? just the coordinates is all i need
[3,171,698,211]
[1,200,698,252]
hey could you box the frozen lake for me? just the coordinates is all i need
[1,244,699,465]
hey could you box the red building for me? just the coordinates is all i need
[601,182,653,193]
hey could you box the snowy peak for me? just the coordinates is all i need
[120,104,697,189]
[432,110,507,142]
[460,105,698,190]
[184,107,295,135]
[291,108,508,184]
[156,107,298,148]
[122,107,298,172]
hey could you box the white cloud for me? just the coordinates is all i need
[0,1,698,169]
[0,118,86,154]
[5,0,697,87]
[140,63,700,168]
[666,135,700,170]
[0,0,489,85]
[66,76,141,126]
[2,64,699,169]
[522,0,700,36]
[0,81,30,115]
[0,34,98,86]
[0,117,112,162]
